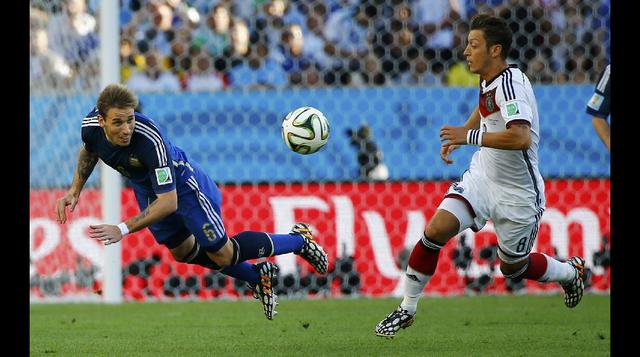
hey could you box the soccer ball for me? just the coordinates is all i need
[281,106,330,155]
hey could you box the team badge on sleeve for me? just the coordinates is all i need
[155,167,173,185]
[506,102,520,116]
[588,93,604,111]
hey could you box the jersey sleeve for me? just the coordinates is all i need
[135,121,177,194]
[496,73,534,127]
[586,65,610,119]
[81,109,100,152]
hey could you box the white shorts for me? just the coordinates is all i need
[439,169,545,264]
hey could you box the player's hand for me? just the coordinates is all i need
[440,144,459,164]
[89,224,124,246]
[439,125,468,147]
[55,192,79,224]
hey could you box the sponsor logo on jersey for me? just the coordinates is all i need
[155,167,173,185]
[507,103,520,116]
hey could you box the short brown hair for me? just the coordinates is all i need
[97,83,138,117]
[470,13,512,60]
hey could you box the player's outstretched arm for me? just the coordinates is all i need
[89,189,178,245]
[56,146,99,224]
[591,116,610,151]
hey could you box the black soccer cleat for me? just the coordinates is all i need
[375,306,415,338]
[291,223,329,274]
[561,256,585,308]
[252,261,279,320]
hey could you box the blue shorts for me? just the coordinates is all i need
[133,170,228,252]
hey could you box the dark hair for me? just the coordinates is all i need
[470,13,512,60]
[97,83,139,117]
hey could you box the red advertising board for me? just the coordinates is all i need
[30,179,610,301]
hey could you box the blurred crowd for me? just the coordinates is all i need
[30,0,610,93]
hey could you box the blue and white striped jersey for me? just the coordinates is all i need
[586,64,610,119]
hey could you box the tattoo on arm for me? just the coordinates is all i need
[130,200,156,225]
[78,150,99,183]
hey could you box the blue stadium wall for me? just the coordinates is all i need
[30,85,609,188]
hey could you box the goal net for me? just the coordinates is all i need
[30,0,610,302]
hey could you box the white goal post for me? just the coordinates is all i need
[100,0,122,304]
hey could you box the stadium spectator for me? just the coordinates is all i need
[108,0,609,90]
[586,64,610,151]
[371,2,419,82]
[30,28,74,93]
[126,49,181,92]
[445,46,480,86]
[124,0,176,57]
[392,56,429,86]
[323,3,372,85]
[120,38,135,81]
[185,52,226,92]
[299,1,339,72]
[525,53,554,84]
[412,0,466,71]
[166,27,194,89]
[46,0,98,66]
[228,42,288,90]
[375,14,586,338]
[274,24,316,86]
[164,0,201,30]
[191,4,232,58]
[254,0,306,57]
[352,53,387,86]
[55,83,329,320]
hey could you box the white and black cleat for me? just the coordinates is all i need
[291,223,329,274]
[375,306,415,338]
[561,256,585,308]
[253,261,279,320]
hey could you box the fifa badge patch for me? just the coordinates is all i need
[507,103,520,116]
[588,93,604,110]
[155,167,173,185]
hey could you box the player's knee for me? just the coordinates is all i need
[424,222,455,244]
[173,239,222,271]
[205,240,234,267]
[424,209,461,243]
[499,259,529,280]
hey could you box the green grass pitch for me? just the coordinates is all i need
[30,294,609,356]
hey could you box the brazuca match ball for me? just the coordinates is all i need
[281,106,330,155]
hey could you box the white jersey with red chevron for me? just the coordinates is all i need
[473,64,545,209]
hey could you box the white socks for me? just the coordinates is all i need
[539,254,576,283]
[399,266,431,314]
